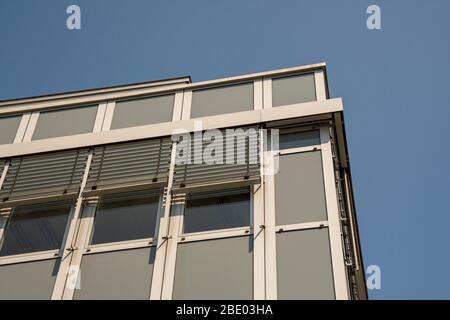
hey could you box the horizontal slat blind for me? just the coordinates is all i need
[173,127,260,189]
[0,149,89,203]
[85,137,172,192]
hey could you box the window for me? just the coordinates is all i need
[275,151,327,225]
[111,94,175,129]
[279,130,320,150]
[90,191,160,245]
[276,229,335,299]
[272,73,316,107]
[183,188,250,234]
[173,236,253,299]
[0,202,72,256]
[191,82,254,118]
[32,105,98,140]
[0,115,21,145]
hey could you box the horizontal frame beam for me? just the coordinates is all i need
[0,98,343,158]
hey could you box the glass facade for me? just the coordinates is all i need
[90,191,160,245]
[0,67,364,300]
[0,202,72,256]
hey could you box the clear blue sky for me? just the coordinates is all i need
[1,0,449,299]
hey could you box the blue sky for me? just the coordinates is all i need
[1,0,450,299]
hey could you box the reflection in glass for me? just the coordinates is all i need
[183,188,250,233]
[90,191,160,245]
[0,202,71,256]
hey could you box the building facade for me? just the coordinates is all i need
[0,63,367,300]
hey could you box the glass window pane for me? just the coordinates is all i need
[0,202,71,256]
[277,229,335,299]
[183,188,250,233]
[0,115,21,145]
[111,94,174,129]
[173,236,253,299]
[191,82,254,118]
[279,130,320,150]
[275,151,327,225]
[32,105,98,140]
[0,258,60,299]
[90,191,160,245]
[272,73,316,107]
[74,247,154,300]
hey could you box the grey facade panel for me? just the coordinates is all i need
[173,236,253,299]
[191,82,254,118]
[275,151,327,225]
[85,137,172,192]
[0,149,89,203]
[111,94,175,130]
[0,115,21,145]
[272,73,316,107]
[74,247,155,300]
[276,228,335,300]
[0,258,59,299]
[32,105,98,140]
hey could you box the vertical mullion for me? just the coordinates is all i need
[149,142,177,299]
[160,201,183,299]
[101,101,115,131]
[181,90,192,120]
[172,92,184,121]
[264,151,277,299]
[262,78,272,109]
[253,183,265,299]
[253,79,263,110]
[314,70,327,101]
[22,112,39,142]
[320,125,349,300]
[51,151,93,300]
[93,103,107,133]
[13,113,31,143]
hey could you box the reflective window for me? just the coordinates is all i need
[279,130,320,150]
[111,94,174,129]
[32,105,98,140]
[90,191,160,245]
[0,202,72,256]
[191,82,254,118]
[0,115,21,145]
[272,73,316,107]
[183,188,250,233]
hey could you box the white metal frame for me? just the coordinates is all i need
[0,64,356,300]
[262,123,349,300]
[159,185,259,300]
